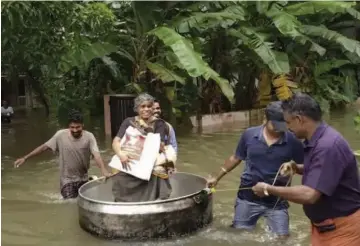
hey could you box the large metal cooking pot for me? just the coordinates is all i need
[78,172,213,240]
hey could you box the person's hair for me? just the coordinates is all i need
[154,99,160,104]
[133,93,154,112]
[68,109,83,125]
[281,92,322,121]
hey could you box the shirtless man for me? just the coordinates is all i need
[14,109,110,199]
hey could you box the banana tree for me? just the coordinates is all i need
[234,2,360,107]
[164,1,360,112]
[107,1,236,125]
[105,1,360,120]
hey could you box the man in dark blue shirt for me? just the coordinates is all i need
[207,101,304,236]
[252,93,360,245]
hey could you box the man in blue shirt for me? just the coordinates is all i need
[207,101,304,237]
[152,99,178,153]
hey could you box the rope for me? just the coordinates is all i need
[93,163,296,209]
[212,162,296,210]
[270,162,295,209]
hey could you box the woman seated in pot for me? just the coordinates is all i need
[111,93,173,202]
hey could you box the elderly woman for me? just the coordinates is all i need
[111,93,172,202]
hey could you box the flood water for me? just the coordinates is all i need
[2,108,359,246]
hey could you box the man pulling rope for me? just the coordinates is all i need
[207,101,304,237]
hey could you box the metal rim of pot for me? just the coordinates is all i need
[78,172,209,206]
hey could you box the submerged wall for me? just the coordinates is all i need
[189,108,265,129]
[104,93,266,136]
[355,97,360,108]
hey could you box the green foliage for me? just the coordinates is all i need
[228,28,290,74]
[285,1,360,19]
[146,61,186,84]
[1,1,117,116]
[355,110,360,157]
[2,1,360,122]
[150,26,235,102]
[171,5,247,33]
[314,60,351,77]
[301,25,360,58]
[264,2,327,56]
[355,111,360,133]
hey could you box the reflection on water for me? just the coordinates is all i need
[2,109,359,246]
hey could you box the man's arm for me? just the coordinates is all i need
[27,130,62,159]
[22,144,50,160]
[267,185,321,204]
[89,133,108,174]
[255,142,345,205]
[209,131,248,185]
[92,152,106,169]
[213,155,242,182]
[14,130,61,167]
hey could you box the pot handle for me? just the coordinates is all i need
[193,188,213,204]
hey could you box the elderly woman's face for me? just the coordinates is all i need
[137,101,153,119]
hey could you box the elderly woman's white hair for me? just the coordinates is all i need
[133,93,155,112]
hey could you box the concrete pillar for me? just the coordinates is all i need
[104,94,111,136]
[25,78,34,109]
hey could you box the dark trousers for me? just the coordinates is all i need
[60,181,87,199]
[1,115,12,123]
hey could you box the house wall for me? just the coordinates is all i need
[103,94,266,136]
[1,75,41,109]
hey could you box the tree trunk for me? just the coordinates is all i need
[195,78,202,133]
[355,67,360,97]
[26,71,50,117]
[26,79,34,109]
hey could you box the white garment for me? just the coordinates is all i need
[1,106,14,116]
[109,126,161,181]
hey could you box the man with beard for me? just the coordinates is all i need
[152,99,178,153]
[14,109,110,199]
[207,101,304,237]
[252,93,360,246]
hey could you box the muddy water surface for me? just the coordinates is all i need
[2,109,359,246]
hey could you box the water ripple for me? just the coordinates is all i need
[4,113,358,246]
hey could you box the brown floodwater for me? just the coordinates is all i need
[1,108,359,246]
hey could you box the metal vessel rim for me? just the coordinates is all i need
[78,172,208,206]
